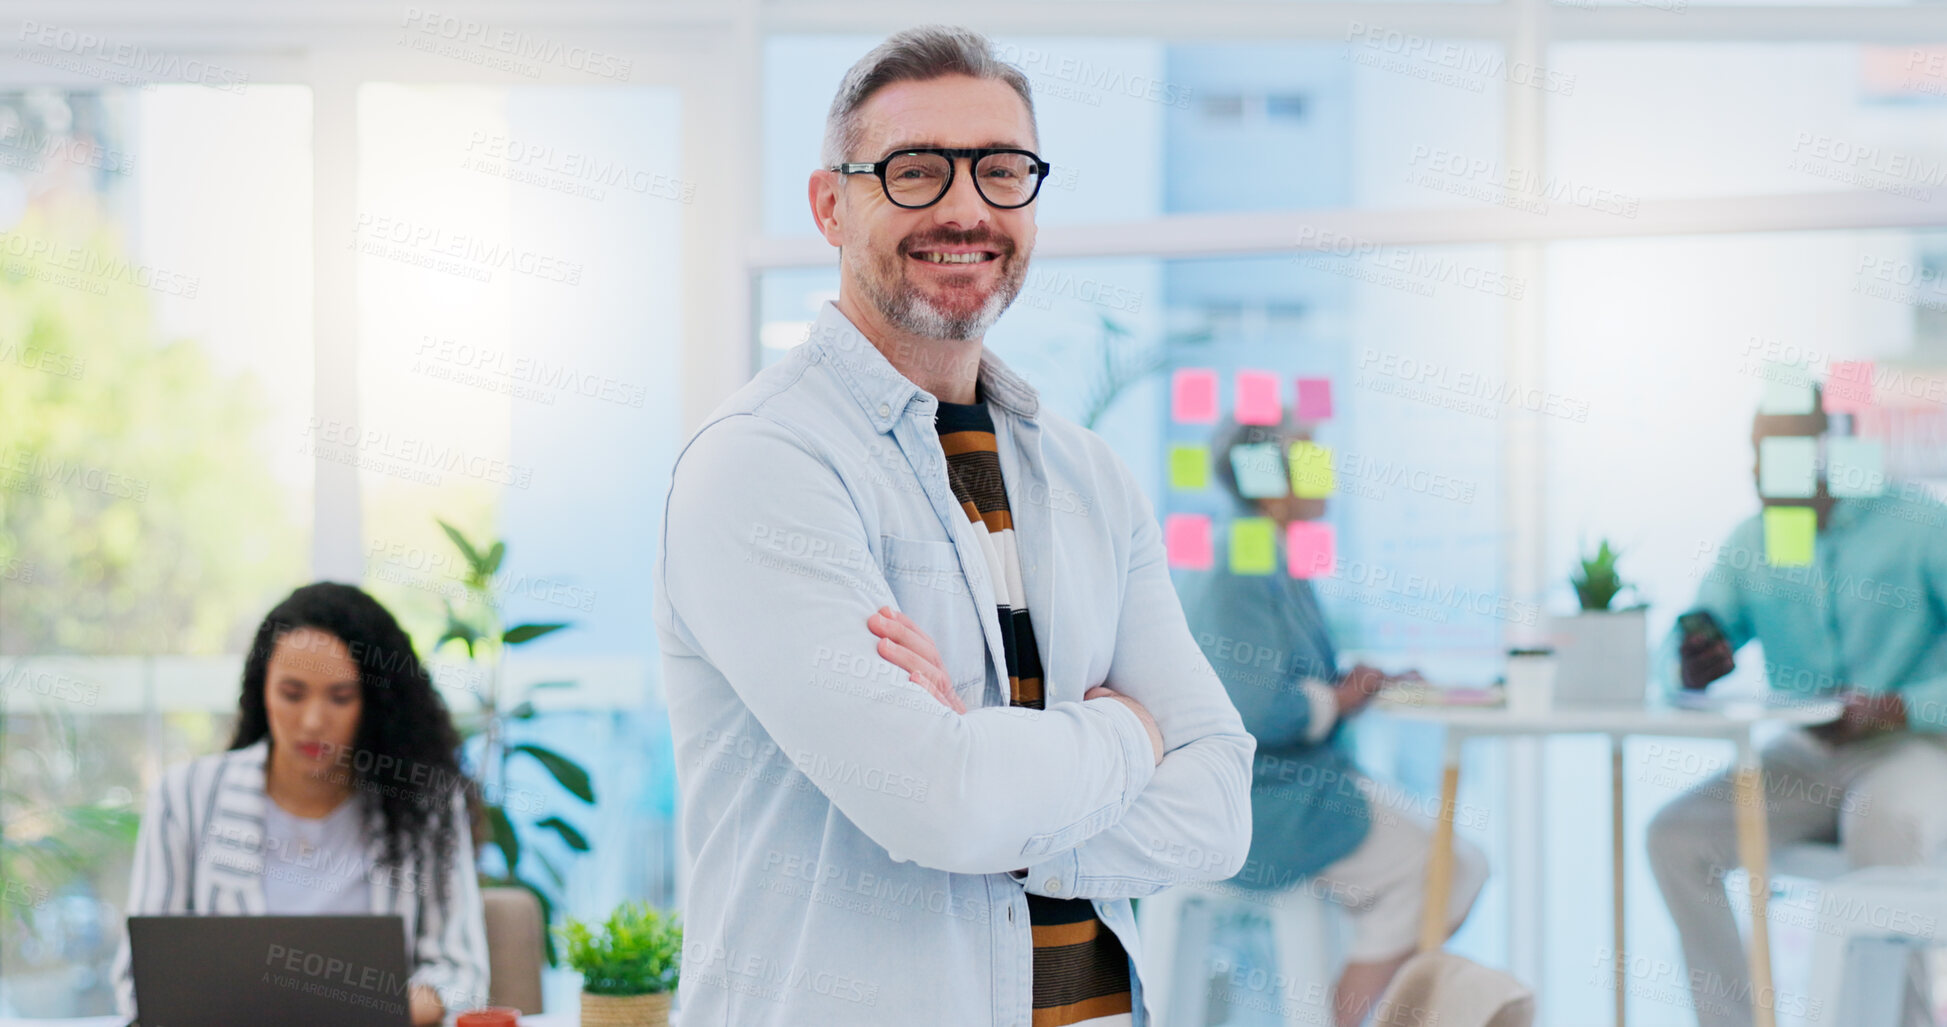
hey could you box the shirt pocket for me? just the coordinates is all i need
[1019,800,1120,860]
[879,533,991,705]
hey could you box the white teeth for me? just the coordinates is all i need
[916,252,991,264]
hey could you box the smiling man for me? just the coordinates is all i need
[654,25,1254,1027]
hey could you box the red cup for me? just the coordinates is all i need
[456,1009,521,1027]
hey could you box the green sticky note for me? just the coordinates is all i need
[1229,517,1277,575]
[1763,506,1816,567]
[1169,444,1208,491]
[1289,442,1335,498]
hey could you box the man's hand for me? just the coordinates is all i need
[864,607,1164,763]
[1085,685,1165,766]
[1679,633,1735,690]
[866,607,967,714]
[1808,689,1906,746]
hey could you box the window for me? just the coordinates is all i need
[0,83,312,1016]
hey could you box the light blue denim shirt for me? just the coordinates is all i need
[654,302,1254,1026]
[1664,489,1947,729]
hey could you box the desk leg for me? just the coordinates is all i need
[1733,750,1776,1027]
[1612,737,1627,1027]
[1418,739,1461,954]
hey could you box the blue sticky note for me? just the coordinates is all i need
[1759,369,1815,415]
[1229,443,1286,499]
[1758,436,1817,499]
[1826,437,1885,498]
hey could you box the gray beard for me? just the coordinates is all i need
[856,249,1025,342]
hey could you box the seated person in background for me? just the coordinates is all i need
[1648,393,1947,1027]
[1173,416,1488,1027]
[112,582,488,1026]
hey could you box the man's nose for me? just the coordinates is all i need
[929,159,990,230]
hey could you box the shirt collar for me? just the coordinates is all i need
[806,301,1039,433]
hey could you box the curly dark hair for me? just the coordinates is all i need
[229,581,471,908]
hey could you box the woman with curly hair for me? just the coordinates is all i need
[111,582,488,1025]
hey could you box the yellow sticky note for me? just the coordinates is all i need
[1289,442,1334,498]
[1168,444,1208,491]
[1229,517,1277,575]
[1763,506,1816,567]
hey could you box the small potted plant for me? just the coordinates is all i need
[1549,539,1651,707]
[561,901,682,1027]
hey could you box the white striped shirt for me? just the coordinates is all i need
[110,739,490,1019]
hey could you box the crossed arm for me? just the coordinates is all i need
[864,469,1254,901]
[660,416,1251,884]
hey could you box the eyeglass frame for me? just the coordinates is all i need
[830,147,1053,210]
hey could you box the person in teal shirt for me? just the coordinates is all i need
[1173,415,1488,1027]
[1648,394,1947,1027]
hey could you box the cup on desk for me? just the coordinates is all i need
[1505,648,1556,715]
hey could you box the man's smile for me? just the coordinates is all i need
[908,246,1001,265]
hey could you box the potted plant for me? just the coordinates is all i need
[1549,539,1651,707]
[561,902,682,1027]
[433,519,597,965]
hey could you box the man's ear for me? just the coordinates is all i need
[809,171,844,246]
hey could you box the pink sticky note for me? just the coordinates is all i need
[1286,521,1335,579]
[1165,514,1214,570]
[1172,369,1219,424]
[1824,361,1874,413]
[1235,370,1282,426]
[1296,378,1334,420]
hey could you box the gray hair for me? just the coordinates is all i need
[821,25,1038,169]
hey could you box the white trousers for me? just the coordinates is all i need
[1308,777,1490,964]
[1646,728,1947,1027]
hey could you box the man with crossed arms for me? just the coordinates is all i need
[655,25,1253,1027]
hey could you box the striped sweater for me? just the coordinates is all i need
[936,396,1135,1027]
[110,739,490,1020]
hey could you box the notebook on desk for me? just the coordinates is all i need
[128,915,411,1027]
[1375,681,1505,708]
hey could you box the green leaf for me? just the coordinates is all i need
[534,848,567,891]
[482,540,506,577]
[508,701,537,721]
[503,622,569,645]
[524,680,576,692]
[557,901,682,994]
[535,815,591,852]
[437,624,478,660]
[514,876,560,967]
[487,803,520,875]
[438,519,485,575]
[514,743,596,803]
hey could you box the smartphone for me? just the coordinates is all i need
[1678,610,1726,645]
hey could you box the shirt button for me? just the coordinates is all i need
[1045,877,1060,891]
[877,403,891,417]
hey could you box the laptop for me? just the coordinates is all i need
[128,915,413,1027]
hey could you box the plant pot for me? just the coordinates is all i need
[580,990,672,1027]
[1547,608,1648,708]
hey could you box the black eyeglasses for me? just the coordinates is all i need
[831,147,1052,210]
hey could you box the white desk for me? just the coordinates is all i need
[1371,696,1840,1027]
[1,1013,577,1026]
